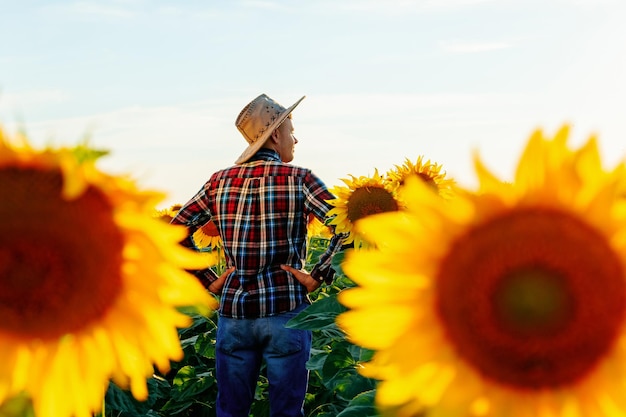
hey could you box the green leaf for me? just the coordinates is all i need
[314,341,377,401]
[348,344,376,363]
[306,348,329,371]
[71,141,109,164]
[160,399,195,415]
[331,249,352,276]
[172,365,196,386]
[322,345,355,381]
[325,368,377,401]
[336,390,379,417]
[0,392,35,417]
[180,334,199,349]
[194,331,217,358]
[171,366,215,401]
[309,411,341,417]
[104,381,151,416]
[286,294,347,330]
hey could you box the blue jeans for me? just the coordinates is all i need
[215,303,312,417]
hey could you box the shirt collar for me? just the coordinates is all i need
[248,148,281,163]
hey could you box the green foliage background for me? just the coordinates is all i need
[103,238,380,417]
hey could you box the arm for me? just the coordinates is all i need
[309,233,346,284]
[281,264,321,293]
[208,266,236,295]
[171,186,213,249]
[302,171,348,285]
[171,184,222,288]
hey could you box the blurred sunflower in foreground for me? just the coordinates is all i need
[0,127,214,417]
[386,155,455,200]
[327,169,401,248]
[338,125,626,417]
[154,204,224,274]
[154,204,222,270]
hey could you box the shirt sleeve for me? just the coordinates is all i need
[171,183,219,287]
[171,183,213,246]
[304,171,348,284]
[189,268,220,288]
[310,233,348,284]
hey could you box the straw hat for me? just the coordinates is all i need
[234,94,305,164]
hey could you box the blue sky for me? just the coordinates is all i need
[2,0,626,207]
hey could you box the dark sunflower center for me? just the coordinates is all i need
[0,166,124,339]
[200,220,219,237]
[346,186,398,223]
[436,208,625,389]
[156,213,174,223]
[494,268,572,335]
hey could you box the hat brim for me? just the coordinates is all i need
[234,95,305,164]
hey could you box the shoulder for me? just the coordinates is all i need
[285,163,313,178]
[285,165,327,188]
[209,165,243,181]
[257,161,312,179]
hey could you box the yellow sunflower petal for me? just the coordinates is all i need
[386,155,456,200]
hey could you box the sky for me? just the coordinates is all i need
[2,0,626,208]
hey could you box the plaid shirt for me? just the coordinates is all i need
[172,149,345,319]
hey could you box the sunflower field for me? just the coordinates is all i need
[5,123,626,417]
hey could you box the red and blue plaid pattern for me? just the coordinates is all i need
[172,149,345,318]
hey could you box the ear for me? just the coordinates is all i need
[270,129,280,143]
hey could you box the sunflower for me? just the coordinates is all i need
[307,214,333,240]
[154,203,183,223]
[0,127,215,417]
[386,155,456,199]
[192,220,223,270]
[327,169,401,248]
[192,220,222,249]
[337,125,626,417]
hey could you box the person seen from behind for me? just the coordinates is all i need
[171,93,346,417]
